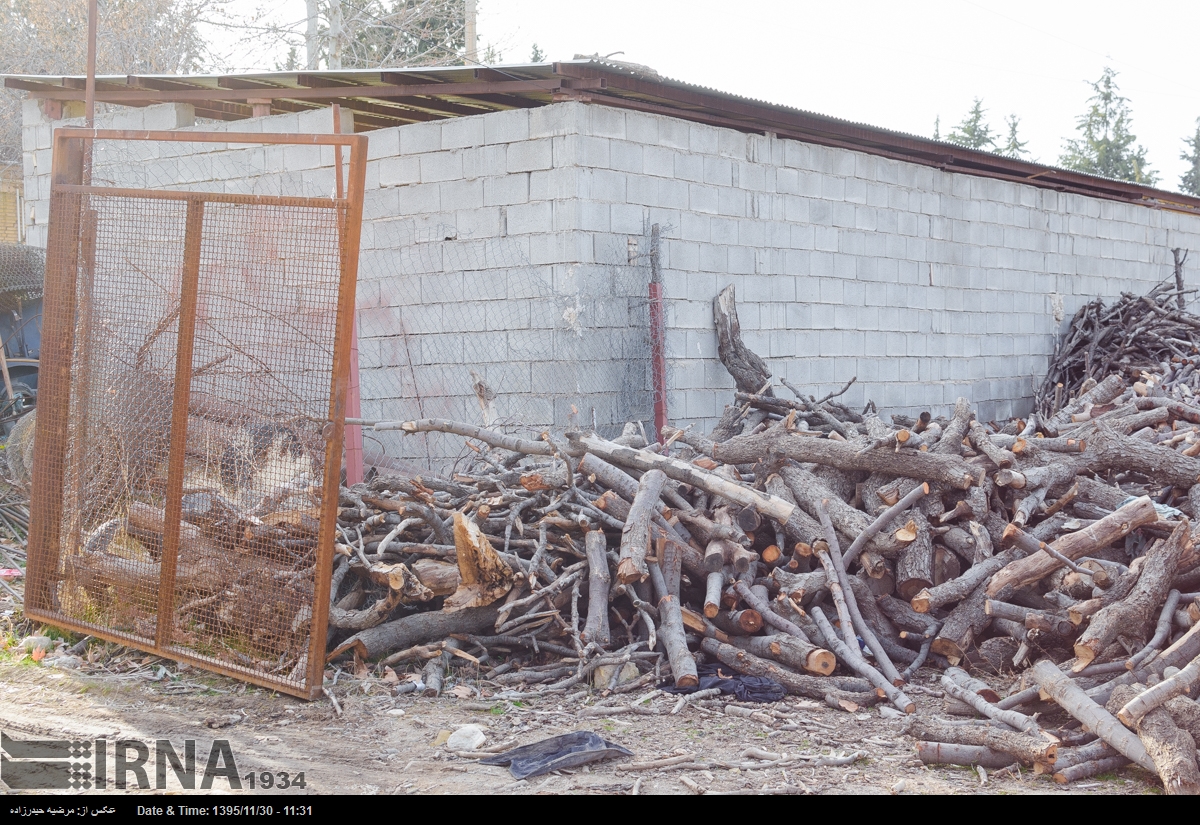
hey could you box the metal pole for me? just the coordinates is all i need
[334,104,364,486]
[85,0,97,127]
[465,0,477,64]
[649,223,668,440]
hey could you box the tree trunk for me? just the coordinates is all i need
[931,582,990,666]
[1074,521,1188,668]
[582,530,611,646]
[987,496,1158,597]
[1030,659,1155,772]
[617,469,668,584]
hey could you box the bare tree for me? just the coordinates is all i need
[0,0,214,162]
[247,0,466,72]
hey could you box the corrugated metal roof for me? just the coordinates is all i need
[4,59,1198,214]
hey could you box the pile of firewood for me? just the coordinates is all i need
[331,285,1200,794]
[1036,279,1200,418]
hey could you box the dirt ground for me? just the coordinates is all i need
[0,634,1164,796]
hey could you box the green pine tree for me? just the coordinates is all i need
[999,114,1030,159]
[933,115,941,141]
[1059,67,1158,185]
[530,43,545,62]
[947,99,997,151]
[1181,118,1200,196]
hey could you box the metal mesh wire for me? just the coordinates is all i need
[26,131,360,699]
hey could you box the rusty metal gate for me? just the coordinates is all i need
[24,128,366,699]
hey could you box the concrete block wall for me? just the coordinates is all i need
[354,104,654,469]
[22,97,1200,463]
[546,102,1200,426]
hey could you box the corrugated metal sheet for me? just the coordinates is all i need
[4,60,1198,214]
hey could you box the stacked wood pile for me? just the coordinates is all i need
[1036,279,1200,418]
[330,285,1200,794]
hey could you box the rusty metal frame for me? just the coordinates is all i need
[25,128,367,700]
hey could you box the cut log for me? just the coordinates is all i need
[647,561,698,688]
[729,633,836,677]
[780,465,902,557]
[896,512,935,601]
[710,427,981,490]
[699,638,878,706]
[1117,655,1200,727]
[571,433,796,523]
[340,604,501,660]
[617,469,668,584]
[1030,659,1155,772]
[911,546,1022,613]
[410,559,460,597]
[704,569,725,618]
[444,512,515,612]
[931,583,990,666]
[915,742,1018,769]
[905,717,1056,766]
[1074,520,1189,669]
[582,530,611,646]
[987,496,1158,597]
[1108,684,1200,795]
[968,420,1016,469]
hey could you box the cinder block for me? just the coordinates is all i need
[399,121,442,155]
[484,173,530,206]
[508,138,554,172]
[379,155,420,187]
[483,107,531,145]
[420,150,463,183]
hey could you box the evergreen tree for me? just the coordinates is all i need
[1181,118,1200,196]
[1059,67,1157,185]
[947,99,997,151]
[933,115,941,141]
[530,43,545,62]
[999,114,1030,159]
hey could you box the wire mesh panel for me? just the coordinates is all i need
[25,129,366,699]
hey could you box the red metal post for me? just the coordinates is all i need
[334,104,364,485]
[649,223,668,440]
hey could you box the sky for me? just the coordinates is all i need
[214,0,1200,192]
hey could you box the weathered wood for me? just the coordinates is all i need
[729,633,836,677]
[931,583,990,666]
[896,512,935,601]
[915,741,1018,769]
[912,546,1022,613]
[343,604,501,659]
[710,427,980,490]
[810,606,914,713]
[617,469,668,584]
[571,433,796,522]
[1074,520,1189,668]
[1117,656,1200,727]
[445,512,515,611]
[987,496,1158,597]
[1030,659,1155,772]
[1108,684,1200,795]
[647,561,698,688]
[968,420,1016,469]
[813,501,903,685]
[699,638,878,705]
[713,284,771,395]
[582,530,611,646]
[905,717,1056,766]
